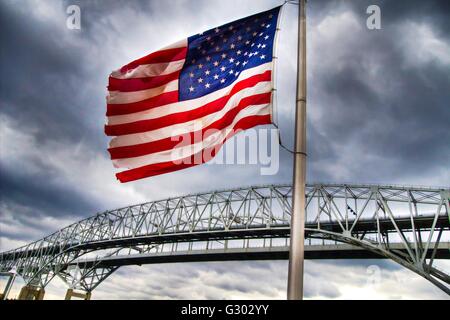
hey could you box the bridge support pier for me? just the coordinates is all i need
[64,288,91,300]
[18,285,45,300]
[1,272,16,300]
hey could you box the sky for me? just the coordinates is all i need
[0,0,449,299]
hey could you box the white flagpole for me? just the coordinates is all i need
[287,0,307,300]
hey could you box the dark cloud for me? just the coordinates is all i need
[302,0,450,184]
[0,164,97,220]
[0,0,449,299]
[0,3,105,149]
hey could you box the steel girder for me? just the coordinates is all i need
[0,184,449,295]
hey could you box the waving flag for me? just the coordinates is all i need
[106,6,281,182]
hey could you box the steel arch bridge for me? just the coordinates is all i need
[1,183,449,299]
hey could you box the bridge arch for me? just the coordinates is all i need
[1,183,449,298]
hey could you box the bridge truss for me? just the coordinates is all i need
[1,183,449,298]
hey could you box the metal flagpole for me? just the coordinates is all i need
[287,0,307,300]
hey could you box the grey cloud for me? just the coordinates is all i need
[0,0,449,299]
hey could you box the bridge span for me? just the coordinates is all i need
[1,183,449,299]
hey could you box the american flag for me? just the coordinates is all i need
[106,6,281,182]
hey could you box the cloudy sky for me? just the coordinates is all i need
[0,0,449,299]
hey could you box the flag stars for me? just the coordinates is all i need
[181,10,277,99]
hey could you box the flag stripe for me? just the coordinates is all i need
[112,103,270,169]
[105,72,271,136]
[107,80,178,105]
[106,63,272,118]
[111,59,186,79]
[106,91,179,117]
[109,92,271,159]
[119,47,188,74]
[115,114,271,182]
[108,70,181,92]
[108,86,272,148]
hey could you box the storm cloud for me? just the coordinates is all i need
[0,0,449,299]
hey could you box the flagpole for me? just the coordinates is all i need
[287,0,307,300]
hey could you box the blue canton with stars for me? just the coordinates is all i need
[179,6,281,101]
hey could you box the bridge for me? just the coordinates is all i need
[0,183,449,299]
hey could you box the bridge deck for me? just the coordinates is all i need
[2,215,448,261]
[68,242,450,269]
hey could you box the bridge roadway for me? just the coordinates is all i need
[3,214,446,261]
[63,214,450,266]
[68,242,450,269]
